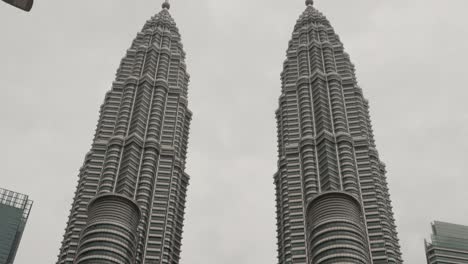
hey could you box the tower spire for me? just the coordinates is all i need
[162,0,170,10]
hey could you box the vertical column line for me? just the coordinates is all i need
[158,29,176,264]
[113,34,154,193]
[318,26,344,191]
[330,37,374,264]
[142,25,166,262]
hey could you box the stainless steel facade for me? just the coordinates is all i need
[56,3,192,264]
[307,192,371,263]
[274,2,402,263]
[425,221,468,264]
[0,188,33,264]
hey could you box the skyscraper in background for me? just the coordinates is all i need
[0,188,33,264]
[425,221,468,264]
[273,1,402,263]
[56,2,192,264]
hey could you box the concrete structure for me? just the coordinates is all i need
[273,1,402,263]
[425,221,468,264]
[0,188,33,264]
[56,2,192,264]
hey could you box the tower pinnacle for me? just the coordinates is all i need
[162,0,170,10]
[305,0,313,6]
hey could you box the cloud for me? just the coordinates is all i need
[0,1,467,264]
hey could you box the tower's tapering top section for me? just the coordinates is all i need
[162,0,170,10]
[293,0,326,32]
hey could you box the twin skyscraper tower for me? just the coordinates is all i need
[56,1,402,264]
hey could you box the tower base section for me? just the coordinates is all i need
[307,192,371,264]
[74,194,141,264]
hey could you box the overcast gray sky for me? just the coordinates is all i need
[1,0,467,263]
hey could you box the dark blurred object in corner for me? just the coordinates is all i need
[2,0,34,12]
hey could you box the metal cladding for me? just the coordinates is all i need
[57,6,192,264]
[307,192,371,264]
[274,3,402,264]
[75,194,141,264]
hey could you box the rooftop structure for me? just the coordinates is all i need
[0,188,33,264]
[425,221,468,264]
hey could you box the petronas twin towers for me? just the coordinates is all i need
[274,1,402,263]
[56,1,402,264]
[57,4,190,264]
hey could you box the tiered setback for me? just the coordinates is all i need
[57,7,192,264]
[274,3,402,264]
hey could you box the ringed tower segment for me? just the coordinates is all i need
[274,2,402,264]
[57,3,192,264]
